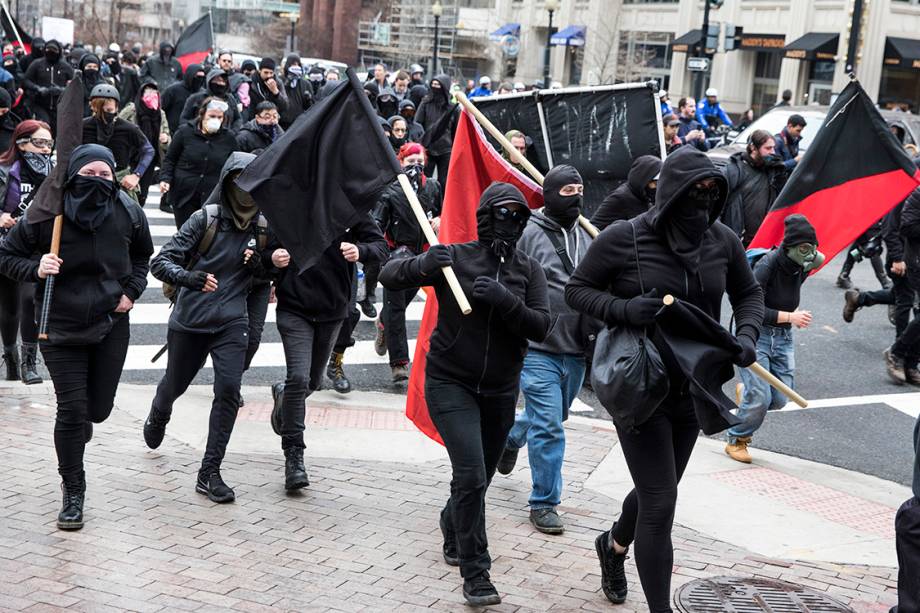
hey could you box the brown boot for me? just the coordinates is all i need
[725,436,753,464]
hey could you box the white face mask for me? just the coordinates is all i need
[204,117,222,133]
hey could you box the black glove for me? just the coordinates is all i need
[472,276,518,313]
[242,249,262,273]
[733,328,758,367]
[185,270,209,291]
[419,244,453,276]
[615,289,661,327]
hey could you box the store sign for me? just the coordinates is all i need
[785,49,806,59]
[740,34,785,51]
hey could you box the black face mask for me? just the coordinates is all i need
[103,111,117,124]
[489,205,528,257]
[107,60,120,75]
[64,175,116,232]
[192,75,205,90]
[389,133,407,150]
[405,163,424,192]
[83,68,99,81]
[645,186,657,205]
[664,184,719,272]
[258,122,275,137]
[22,151,53,177]
[209,82,229,96]
[544,191,581,228]
[45,49,60,63]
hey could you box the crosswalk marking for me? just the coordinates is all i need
[128,300,427,324]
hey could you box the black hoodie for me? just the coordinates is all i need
[566,147,763,402]
[162,62,203,134]
[415,75,458,156]
[139,41,182,91]
[720,150,788,247]
[399,99,424,142]
[591,155,662,231]
[379,182,551,394]
[180,68,243,131]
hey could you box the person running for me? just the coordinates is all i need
[159,97,238,229]
[373,143,442,382]
[565,146,763,612]
[0,120,54,384]
[118,79,171,206]
[0,143,153,530]
[496,165,595,535]
[379,182,550,607]
[143,152,268,503]
[591,155,662,231]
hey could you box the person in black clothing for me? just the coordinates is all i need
[81,84,155,203]
[725,215,822,464]
[236,101,284,154]
[248,58,288,122]
[0,144,153,530]
[162,63,204,135]
[885,185,920,384]
[380,182,550,607]
[565,146,764,612]
[399,99,424,143]
[117,80,171,206]
[266,205,387,490]
[144,152,268,503]
[180,68,243,133]
[19,37,43,73]
[893,414,920,612]
[139,41,182,91]
[836,222,893,291]
[78,53,105,117]
[118,51,142,108]
[160,97,239,229]
[0,88,20,153]
[591,155,661,231]
[409,83,428,108]
[415,75,458,180]
[22,40,74,134]
[377,88,399,120]
[373,143,442,382]
[278,54,312,129]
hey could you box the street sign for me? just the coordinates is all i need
[687,57,711,72]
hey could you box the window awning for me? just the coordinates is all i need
[884,36,920,69]
[550,25,586,47]
[670,30,715,55]
[490,23,520,43]
[783,32,838,61]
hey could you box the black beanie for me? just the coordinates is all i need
[259,57,276,71]
[0,88,11,110]
[781,214,818,248]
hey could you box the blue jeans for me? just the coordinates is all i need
[506,350,586,509]
[728,325,795,444]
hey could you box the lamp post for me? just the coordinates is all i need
[543,0,559,89]
[432,1,443,76]
[287,12,300,55]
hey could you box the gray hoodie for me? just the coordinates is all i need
[517,211,594,355]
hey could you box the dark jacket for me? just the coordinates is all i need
[379,200,551,394]
[162,63,203,134]
[773,127,801,171]
[180,68,243,132]
[0,109,21,153]
[279,77,312,129]
[235,119,284,154]
[374,175,442,255]
[883,203,906,266]
[151,153,265,334]
[721,151,788,247]
[565,147,764,406]
[591,155,662,231]
[900,186,920,254]
[753,248,807,328]
[0,191,152,345]
[139,43,182,91]
[82,116,155,176]
[266,215,388,322]
[248,75,289,119]
[22,56,74,113]
[119,65,142,108]
[676,115,708,151]
[415,75,458,157]
[160,122,238,211]
[399,99,424,143]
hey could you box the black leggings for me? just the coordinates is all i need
[0,276,38,347]
[610,394,700,613]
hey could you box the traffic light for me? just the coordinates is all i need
[724,24,743,50]
[705,24,720,53]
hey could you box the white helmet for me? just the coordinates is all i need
[479,75,491,85]
[705,87,718,97]
[658,89,668,99]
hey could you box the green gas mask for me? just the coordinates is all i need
[786,243,826,272]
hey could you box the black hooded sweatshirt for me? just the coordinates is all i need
[180,68,243,132]
[415,75,458,157]
[22,40,74,111]
[162,62,203,134]
[379,182,551,394]
[591,155,662,231]
[720,150,788,247]
[566,147,763,403]
[139,41,182,91]
[399,99,425,142]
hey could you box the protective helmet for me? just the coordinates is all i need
[409,63,424,75]
[89,83,120,102]
[705,87,718,97]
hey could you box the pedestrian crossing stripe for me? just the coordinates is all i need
[127,301,426,324]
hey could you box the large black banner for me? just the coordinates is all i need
[472,84,664,216]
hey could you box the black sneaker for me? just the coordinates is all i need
[271,383,285,436]
[143,405,170,449]
[496,446,518,475]
[196,471,235,503]
[462,573,501,607]
[836,273,854,290]
[439,513,459,566]
[595,529,628,604]
[359,297,378,319]
[530,508,565,535]
[57,478,85,531]
[842,289,860,323]
[885,346,907,384]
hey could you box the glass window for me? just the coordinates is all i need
[754,51,782,79]
[880,66,920,113]
[809,60,835,83]
[616,31,672,87]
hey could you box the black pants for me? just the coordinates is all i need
[245,282,271,370]
[137,163,157,207]
[151,323,248,473]
[425,374,518,579]
[840,249,887,286]
[0,276,37,347]
[862,272,914,338]
[172,194,204,230]
[334,268,360,354]
[893,252,920,364]
[610,394,700,613]
[425,153,450,182]
[895,496,920,612]
[277,310,342,450]
[363,262,380,303]
[383,286,418,365]
[42,316,130,480]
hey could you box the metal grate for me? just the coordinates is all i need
[674,576,854,613]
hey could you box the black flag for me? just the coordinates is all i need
[236,68,400,273]
[0,5,32,52]
[175,13,212,71]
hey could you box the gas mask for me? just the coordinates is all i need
[488,204,528,257]
[786,243,826,272]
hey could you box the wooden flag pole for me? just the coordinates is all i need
[454,91,599,239]
[660,295,808,408]
[37,215,63,340]
[396,173,472,315]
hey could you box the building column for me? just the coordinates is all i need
[312,0,334,59]
[331,0,360,64]
[859,0,890,101]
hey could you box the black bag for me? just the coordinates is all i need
[590,221,669,431]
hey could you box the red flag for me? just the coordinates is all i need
[175,14,212,71]
[749,81,920,267]
[405,110,543,443]
[0,7,31,54]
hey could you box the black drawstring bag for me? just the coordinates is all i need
[591,221,669,432]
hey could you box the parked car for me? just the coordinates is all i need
[708,105,920,166]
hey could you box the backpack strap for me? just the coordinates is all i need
[539,224,575,275]
[197,204,221,257]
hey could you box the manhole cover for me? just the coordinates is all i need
[675,576,853,612]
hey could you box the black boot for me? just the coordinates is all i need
[326,351,352,394]
[462,572,501,606]
[57,474,86,530]
[284,447,310,490]
[2,344,19,381]
[19,342,42,384]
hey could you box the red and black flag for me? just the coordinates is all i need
[0,5,32,53]
[749,80,920,264]
[175,13,212,71]
[235,69,399,273]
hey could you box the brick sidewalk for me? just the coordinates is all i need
[0,387,900,612]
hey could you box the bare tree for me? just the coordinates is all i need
[586,18,619,85]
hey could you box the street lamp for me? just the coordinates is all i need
[287,12,300,55]
[544,0,560,89]
[432,1,443,76]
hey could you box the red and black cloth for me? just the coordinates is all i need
[175,14,212,71]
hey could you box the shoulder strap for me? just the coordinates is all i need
[539,224,574,275]
[629,220,645,294]
[197,204,221,257]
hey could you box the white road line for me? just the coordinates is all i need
[128,301,427,324]
[777,391,920,419]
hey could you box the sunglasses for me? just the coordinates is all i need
[493,205,527,223]
[17,137,53,149]
[686,183,720,202]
